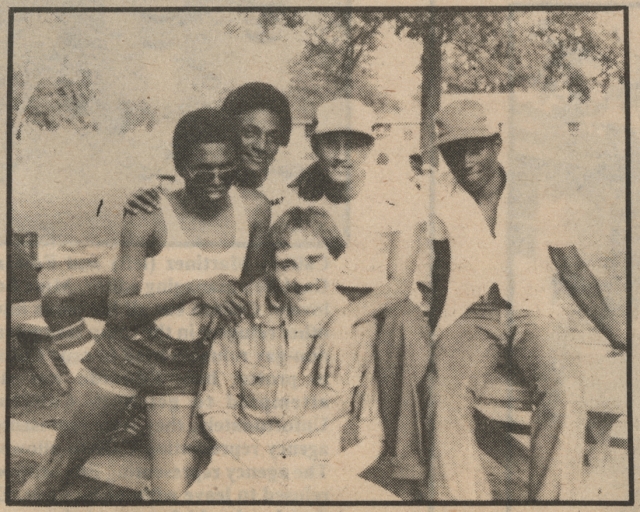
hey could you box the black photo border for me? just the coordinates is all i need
[5,4,633,507]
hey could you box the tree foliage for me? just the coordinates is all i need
[415,11,623,101]
[385,10,623,160]
[260,12,400,120]
[369,10,623,100]
[261,10,623,158]
[121,99,159,133]
[23,70,98,131]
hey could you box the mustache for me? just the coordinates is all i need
[286,281,324,294]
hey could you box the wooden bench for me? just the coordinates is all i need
[10,419,150,491]
[474,335,627,473]
[12,306,104,393]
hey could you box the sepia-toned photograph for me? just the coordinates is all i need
[7,6,630,504]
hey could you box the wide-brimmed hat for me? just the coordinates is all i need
[313,98,376,139]
[433,99,498,147]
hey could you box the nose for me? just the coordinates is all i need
[210,170,223,186]
[336,137,347,161]
[253,132,267,152]
[464,151,477,170]
[295,262,316,284]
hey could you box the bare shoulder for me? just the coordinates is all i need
[120,208,164,247]
[236,186,271,226]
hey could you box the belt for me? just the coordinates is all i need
[133,324,209,362]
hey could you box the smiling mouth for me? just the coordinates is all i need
[245,154,267,165]
[203,186,225,195]
[462,168,482,179]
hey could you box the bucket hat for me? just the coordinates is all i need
[434,99,498,147]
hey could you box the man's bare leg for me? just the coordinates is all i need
[17,375,131,500]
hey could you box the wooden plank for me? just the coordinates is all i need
[15,317,105,339]
[475,403,532,427]
[475,341,627,416]
[15,317,50,337]
[34,256,99,270]
[11,301,43,328]
[10,419,150,492]
[476,404,627,444]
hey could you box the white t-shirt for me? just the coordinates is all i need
[431,168,578,338]
[273,161,425,289]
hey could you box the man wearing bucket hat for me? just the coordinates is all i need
[244,98,432,496]
[416,99,625,500]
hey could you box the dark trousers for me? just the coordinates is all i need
[375,300,432,480]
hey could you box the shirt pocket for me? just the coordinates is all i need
[239,360,280,414]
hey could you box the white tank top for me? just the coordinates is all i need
[140,187,250,341]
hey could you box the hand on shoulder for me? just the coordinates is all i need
[237,186,271,226]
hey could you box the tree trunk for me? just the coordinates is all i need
[420,25,443,168]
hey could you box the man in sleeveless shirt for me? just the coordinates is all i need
[18,108,272,500]
[37,82,292,379]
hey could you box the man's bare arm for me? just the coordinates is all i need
[303,221,424,384]
[238,188,272,289]
[549,245,626,350]
[109,212,248,329]
[339,221,423,325]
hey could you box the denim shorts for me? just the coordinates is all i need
[80,323,208,404]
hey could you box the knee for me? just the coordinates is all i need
[539,376,584,417]
[381,301,430,343]
[41,283,78,329]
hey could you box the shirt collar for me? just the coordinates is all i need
[287,148,378,201]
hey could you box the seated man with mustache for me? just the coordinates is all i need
[181,207,398,501]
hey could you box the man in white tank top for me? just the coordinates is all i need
[18,108,272,501]
[37,81,291,379]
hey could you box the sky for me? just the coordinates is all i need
[13,12,306,128]
[11,10,627,261]
[13,10,624,124]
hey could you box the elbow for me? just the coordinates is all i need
[107,298,130,328]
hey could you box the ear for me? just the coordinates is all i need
[310,135,319,156]
[492,135,503,157]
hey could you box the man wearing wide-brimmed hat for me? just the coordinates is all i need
[420,99,625,500]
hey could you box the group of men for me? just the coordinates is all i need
[18,81,625,501]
